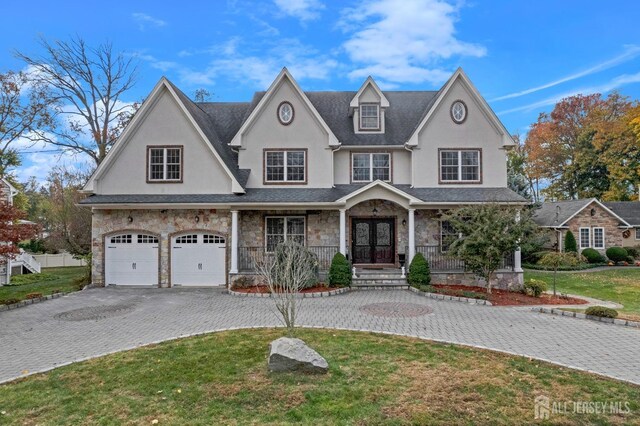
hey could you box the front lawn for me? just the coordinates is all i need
[525,269,640,321]
[0,329,638,425]
[0,267,87,304]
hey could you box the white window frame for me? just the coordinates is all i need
[148,146,182,182]
[593,227,605,249]
[439,149,481,183]
[579,227,591,249]
[359,104,380,130]
[264,150,306,183]
[264,216,306,252]
[351,153,391,183]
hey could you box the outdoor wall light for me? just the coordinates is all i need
[402,219,407,227]
[195,215,200,223]
[372,207,378,216]
[127,215,133,223]
[590,208,596,216]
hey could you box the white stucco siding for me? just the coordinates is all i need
[97,88,233,195]
[238,79,333,188]
[413,80,508,187]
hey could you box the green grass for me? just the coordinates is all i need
[0,266,87,304]
[525,269,640,321]
[0,329,638,425]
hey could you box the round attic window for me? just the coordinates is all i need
[451,100,467,124]
[277,101,294,125]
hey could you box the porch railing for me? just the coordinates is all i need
[410,245,515,272]
[238,246,339,272]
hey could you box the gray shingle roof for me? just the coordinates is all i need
[80,185,526,205]
[532,199,593,227]
[604,202,640,226]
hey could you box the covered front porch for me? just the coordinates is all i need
[228,182,522,287]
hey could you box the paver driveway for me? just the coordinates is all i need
[1,288,639,385]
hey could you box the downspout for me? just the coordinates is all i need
[404,143,414,188]
[331,144,341,188]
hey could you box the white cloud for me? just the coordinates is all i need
[340,0,486,85]
[498,71,640,115]
[274,0,324,21]
[132,13,167,31]
[491,45,640,102]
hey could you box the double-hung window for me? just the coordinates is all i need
[579,228,591,249]
[593,227,605,249]
[265,216,305,252]
[148,146,182,182]
[359,104,380,130]
[440,220,458,252]
[636,228,640,240]
[439,149,480,183]
[352,153,391,182]
[264,150,306,183]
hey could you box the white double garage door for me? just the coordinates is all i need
[105,232,226,287]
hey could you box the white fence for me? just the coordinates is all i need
[32,253,87,268]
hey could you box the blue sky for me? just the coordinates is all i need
[2,0,640,182]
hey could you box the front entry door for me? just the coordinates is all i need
[352,218,395,264]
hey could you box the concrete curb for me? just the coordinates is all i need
[227,287,349,298]
[0,292,65,311]
[407,286,492,305]
[533,307,640,329]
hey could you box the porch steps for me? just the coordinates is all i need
[352,268,408,288]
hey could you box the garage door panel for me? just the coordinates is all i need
[105,233,158,286]
[171,234,225,286]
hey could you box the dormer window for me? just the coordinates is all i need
[360,104,380,130]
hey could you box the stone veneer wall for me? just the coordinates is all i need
[92,209,230,287]
[564,202,623,252]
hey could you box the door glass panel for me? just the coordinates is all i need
[355,222,370,246]
[376,222,391,246]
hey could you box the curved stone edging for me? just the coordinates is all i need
[407,286,492,305]
[227,287,349,298]
[533,307,640,329]
[2,325,637,388]
[0,292,65,312]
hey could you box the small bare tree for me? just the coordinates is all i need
[254,241,318,334]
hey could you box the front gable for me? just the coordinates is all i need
[233,69,338,188]
[86,80,238,195]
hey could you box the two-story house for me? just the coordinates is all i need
[81,68,527,289]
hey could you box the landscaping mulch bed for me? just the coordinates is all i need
[232,284,333,294]
[432,284,588,306]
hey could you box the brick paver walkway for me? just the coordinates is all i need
[1,288,638,385]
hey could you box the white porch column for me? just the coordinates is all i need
[408,208,416,266]
[230,210,239,274]
[339,209,347,256]
[514,210,523,272]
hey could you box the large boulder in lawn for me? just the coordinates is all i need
[268,337,328,374]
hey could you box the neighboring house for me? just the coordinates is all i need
[602,202,640,248]
[0,178,19,285]
[80,67,527,289]
[533,198,636,253]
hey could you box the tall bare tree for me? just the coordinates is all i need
[0,70,51,176]
[16,36,138,165]
[254,241,318,333]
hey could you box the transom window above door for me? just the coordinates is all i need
[265,216,306,252]
[439,149,481,183]
[264,150,306,183]
[359,104,380,130]
[352,153,391,182]
[147,146,182,182]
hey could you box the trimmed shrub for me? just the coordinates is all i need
[231,275,254,289]
[417,284,435,293]
[564,230,578,253]
[25,292,43,300]
[7,273,57,286]
[606,247,628,263]
[0,298,20,306]
[582,248,606,264]
[585,306,618,319]
[524,279,547,297]
[407,252,431,287]
[328,252,351,288]
[625,246,639,259]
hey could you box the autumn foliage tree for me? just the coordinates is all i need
[0,201,38,260]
